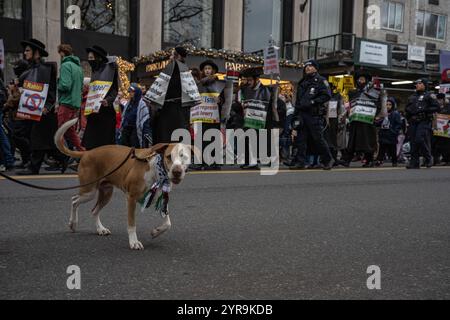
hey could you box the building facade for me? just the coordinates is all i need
[1,0,301,79]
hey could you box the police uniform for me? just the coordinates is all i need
[288,60,332,169]
[405,79,440,169]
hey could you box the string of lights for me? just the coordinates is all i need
[132,44,304,69]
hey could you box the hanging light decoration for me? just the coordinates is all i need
[132,43,303,69]
[117,56,135,100]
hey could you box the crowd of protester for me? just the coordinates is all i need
[1,38,450,175]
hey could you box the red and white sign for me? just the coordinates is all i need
[264,46,280,75]
[17,80,49,121]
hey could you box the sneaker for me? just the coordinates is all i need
[0,165,5,173]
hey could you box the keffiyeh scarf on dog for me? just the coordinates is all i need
[139,154,171,218]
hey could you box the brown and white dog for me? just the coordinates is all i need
[55,118,193,250]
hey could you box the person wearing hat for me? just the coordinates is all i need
[405,78,440,169]
[190,59,229,171]
[82,45,119,150]
[286,59,333,170]
[342,70,384,168]
[375,97,402,167]
[119,83,151,149]
[238,66,273,169]
[146,46,201,145]
[432,92,450,166]
[16,39,66,175]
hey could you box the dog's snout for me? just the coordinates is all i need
[172,168,183,178]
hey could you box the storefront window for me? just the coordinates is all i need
[243,0,282,52]
[0,0,22,19]
[63,0,129,36]
[163,0,213,48]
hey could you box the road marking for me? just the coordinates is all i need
[1,167,450,181]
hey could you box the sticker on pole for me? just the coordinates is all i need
[17,80,49,121]
[84,80,112,116]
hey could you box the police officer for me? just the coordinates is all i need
[285,60,332,170]
[405,78,440,169]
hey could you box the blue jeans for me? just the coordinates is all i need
[0,111,15,167]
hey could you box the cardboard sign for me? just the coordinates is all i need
[146,72,171,106]
[328,101,338,118]
[17,80,49,121]
[181,71,201,102]
[0,39,4,70]
[190,93,220,124]
[343,76,355,90]
[84,80,113,116]
[434,114,450,139]
[350,99,377,124]
[264,46,280,75]
[243,100,268,129]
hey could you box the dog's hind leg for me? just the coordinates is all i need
[127,196,144,250]
[151,215,172,239]
[69,189,97,233]
[92,183,114,236]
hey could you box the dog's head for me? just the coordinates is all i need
[150,143,199,185]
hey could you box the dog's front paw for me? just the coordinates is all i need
[129,240,144,250]
[97,227,112,236]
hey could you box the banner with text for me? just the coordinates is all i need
[17,80,49,121]
[84,80,112,116]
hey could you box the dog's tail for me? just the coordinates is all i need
[54,118,85,159]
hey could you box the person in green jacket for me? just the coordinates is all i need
[57,44,85,151]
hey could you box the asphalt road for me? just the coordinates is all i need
[1,167,449,300]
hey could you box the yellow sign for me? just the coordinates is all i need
[146,60,170,73]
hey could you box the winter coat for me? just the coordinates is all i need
[57,55,84,109]
[378,110,402,145]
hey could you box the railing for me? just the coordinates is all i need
[283,33,356,62]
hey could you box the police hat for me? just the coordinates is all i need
[303,59,319,70]
[21,38,49,58]
[415,78,429,85]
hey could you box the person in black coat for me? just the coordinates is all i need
[82,46,118,150]
[286,60,332,170]
[375,97,402,167]
[16,39,66,175]
[405,79,440,169]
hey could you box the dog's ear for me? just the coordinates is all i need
[150,143,171,154]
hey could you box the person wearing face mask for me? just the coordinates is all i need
[375,97,402,167]
[405,79,440,169]
[15,39,65,175]
[285,60,332,170]
[120,83,152,149]
[82,45,119,150]
[342,70,385,168]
